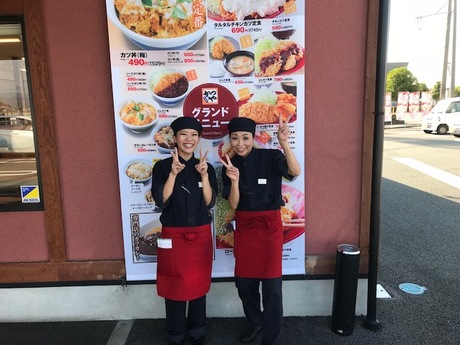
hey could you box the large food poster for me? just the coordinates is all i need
[420,91,433,115]
[384,92,392,122]
[396,91,409,120]
[105,0,306,281]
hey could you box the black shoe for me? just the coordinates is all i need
[191,336,206,345]
[239,327,262,344]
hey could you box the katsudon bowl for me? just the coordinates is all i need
[118,99,159,133]
[107,0,206,50]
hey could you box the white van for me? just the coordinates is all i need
[421,97,460,135]
[447,113,460,138]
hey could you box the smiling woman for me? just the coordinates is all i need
[0,20,42,210]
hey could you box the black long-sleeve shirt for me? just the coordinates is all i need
[222,148,294,211]
[152,156,218,227]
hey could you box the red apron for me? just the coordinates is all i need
[234,209,283,278]
[156,224,213,301]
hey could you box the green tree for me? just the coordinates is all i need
[386,67,420,101]
[455,86,460,97]
[431,81,441,101]
[418,82,429,92]
[430,82,460,99]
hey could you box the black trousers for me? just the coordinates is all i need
[165,295,206,342]
[235,277,283,345]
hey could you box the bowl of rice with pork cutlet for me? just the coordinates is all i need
[107,0,207,50]
[148,69,190,106]
[118,99,158,133]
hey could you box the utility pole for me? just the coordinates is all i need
[441,0,452,99]
[450,0,457,97]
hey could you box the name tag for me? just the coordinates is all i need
[258,178,267,185]
[157,238,172,249]
[198,182,203,188]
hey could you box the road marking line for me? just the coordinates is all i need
[107,320,133,345]
[393,157,460,190]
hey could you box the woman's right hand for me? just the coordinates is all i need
[219,154,239,181]
[170,148,185,176]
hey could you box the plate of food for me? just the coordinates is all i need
[254,34,305,77]
[207,0,292,21]
[215,196,236,249]
[237,88,297,124]
[107,0,206,50]
[148,68,190,106]
[118,99,159,133]
[217,138,234,161]
[281,184,305,243]
[152,123,175,154]
[137,219,162,261]
[209,36,239,60]
[124,159,153,184]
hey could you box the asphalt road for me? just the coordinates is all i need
[0,157,37,188]
[374,127,459,344]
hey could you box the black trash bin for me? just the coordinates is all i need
[331,244,360,336]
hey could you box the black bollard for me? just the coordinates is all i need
[331,244,361,336]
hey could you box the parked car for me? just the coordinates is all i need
[0,128,35,153]
[421,97,460,135]
[447,113,460,138]
[0,116,35,153]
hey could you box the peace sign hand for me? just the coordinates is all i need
[219,153,239,181]
[170,148,185,176]
[195,149,209,176]
[277,114,293,143]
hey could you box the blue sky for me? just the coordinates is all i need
[387,0,456,88]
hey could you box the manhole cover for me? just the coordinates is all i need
[399,283,427,295]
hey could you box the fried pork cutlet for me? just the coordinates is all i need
[210,37,236,59]
[238,102,278,123]
[278,41,304,71]
[277,93,297,105]
[258,49,283,77]
[274,103,296,122]
[274,93,297,121]
[258,41,303,76]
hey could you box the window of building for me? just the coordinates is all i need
[0,19,43,211]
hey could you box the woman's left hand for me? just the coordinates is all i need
[195,149,209,176]
[277,114,293,143]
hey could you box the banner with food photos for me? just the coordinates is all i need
[420,92,433,115]
[105,0,306,281]
[384,92,392,122]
